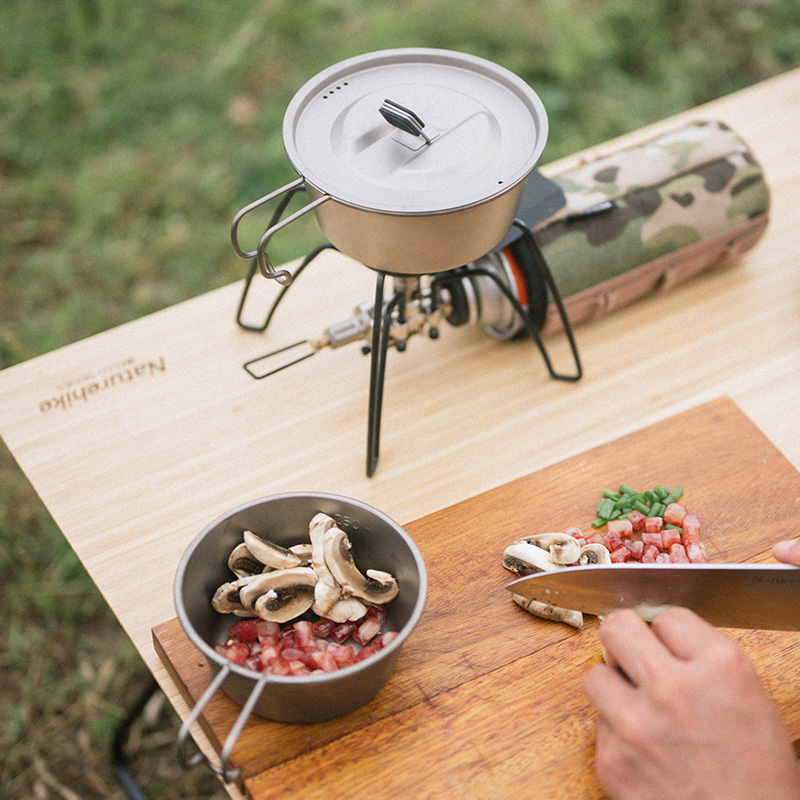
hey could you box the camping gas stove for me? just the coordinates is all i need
[232,186,582,477]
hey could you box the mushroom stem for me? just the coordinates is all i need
[513,594,583,629]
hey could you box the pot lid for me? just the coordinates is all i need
[282,48,548,215]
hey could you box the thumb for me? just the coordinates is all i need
[772,539,800,566]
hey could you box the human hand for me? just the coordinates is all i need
[582,607,800,800]
[773,538,800,566]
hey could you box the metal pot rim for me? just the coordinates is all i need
[174,491,428,685]
[282,48,548,214]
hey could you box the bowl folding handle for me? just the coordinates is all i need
[230,177,331,286]
[176,663,270,784]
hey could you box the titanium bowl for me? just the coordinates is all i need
[174,492,427,726]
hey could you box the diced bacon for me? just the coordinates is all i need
[328,643,357,666]
[354,645,378,663]
[310,650,339,672]
[625,539,644,560]
[645,517,664,534]
[641,544,659,563]
[287,659,310,676]
[642,531,663,550]
[256,620,280,639]
[280,628,296,647]
[258,630,279,648]
[269,657,291,676]
[663,503,687,526]
[669,543,689,563]
[686,542,707,563]
[312,618,337,638]
[217,603,394,674]
[293,620,316,650]
[682,513,701,543]
[364,603,387,624]
[331,621,358,644]
[228,619,259,642]
[279,646,304,661]
[586,533,605,546]
[354,617,382,646]
[662,528,682,550]
[627,510,647,532]
[566,527,585,546]
[610,545,632,563]
[603,531,625,553]
[259,644,280,668]
[655,553,671,563]
[374,631,399,649]
[223,641,250,665]
[607,519,633,538]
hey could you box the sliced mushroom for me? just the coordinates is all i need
[549,538,582,565]
[579,543,612,565]
[237,572,284,610]
[289,543,313,565]
[323,527,399,605]
[239,567,318,623]
[243,530,303,569]
[212,575,262,616]
[227,543,266,577]
[321,596,369,623]
[519,532,582,565]
[513,593,583,629]
[309,513,342,615]
[519,532,571,550]
[502,541,565,574]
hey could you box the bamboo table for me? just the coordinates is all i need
[2,67,800,798]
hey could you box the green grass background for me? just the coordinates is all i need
[3,1,800,797]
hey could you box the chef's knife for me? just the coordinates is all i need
[505,563,800,630]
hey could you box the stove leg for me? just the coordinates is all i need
[365,274,385,477]
[365,273,400,477]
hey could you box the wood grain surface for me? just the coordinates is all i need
[154,397,800,799]
[3,68,800,800]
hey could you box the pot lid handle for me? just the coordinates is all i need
[379,99,432,144]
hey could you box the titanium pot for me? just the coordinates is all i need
[231,48,549,283]
[174,492,427,783]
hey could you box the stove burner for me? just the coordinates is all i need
[234,217,581,477]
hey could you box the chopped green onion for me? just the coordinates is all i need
[633,499,651,515]
[590,483,688,531]
[663,486,684,505]
[650,502,666,517]
[597,497,615,519]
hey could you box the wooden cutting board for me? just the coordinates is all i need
[153,396,800,799]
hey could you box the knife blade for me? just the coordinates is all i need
[505,563,800,630]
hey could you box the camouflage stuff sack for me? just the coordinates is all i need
[529,120,770,333]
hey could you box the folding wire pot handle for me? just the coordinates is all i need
[176,663,270,784]
[230,177,331,287]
